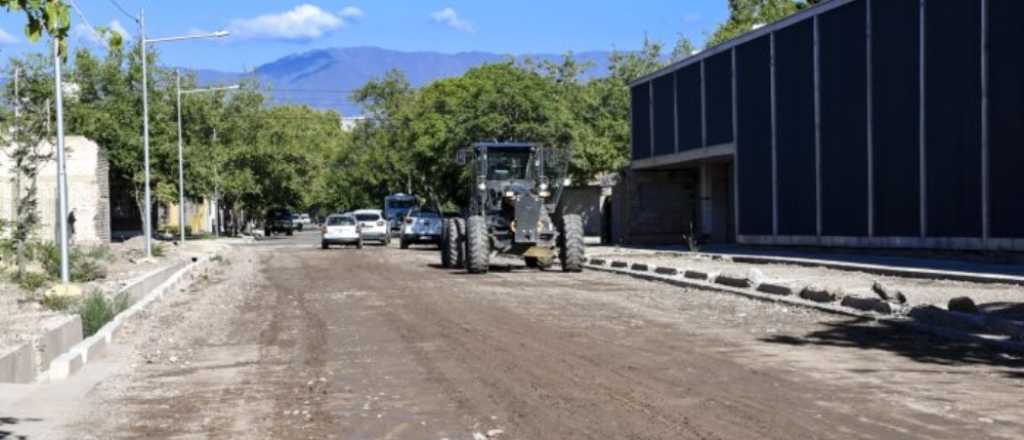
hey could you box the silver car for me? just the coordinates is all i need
[399,209,443,249]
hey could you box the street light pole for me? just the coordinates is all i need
[52,37,70,284]
[139,9,153,258]
[175,82,239,244]
[137,10,228,255]
[176,70,186,243]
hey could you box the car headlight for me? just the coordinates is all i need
[477,182,487,191]
[563,178,572,186]
[539,183,549,191]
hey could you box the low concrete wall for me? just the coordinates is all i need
[0,316,83,384]
[0,258,196,383]
[0,343,36,384]
[39,316,83,369]
[123,260,190,303]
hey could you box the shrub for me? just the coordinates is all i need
[38,244,108,282]
[157,225,192,237]
[152,243,166,257]
[83,245,112,261]
[42,293,79,312]
[78,290,131,337]
[14,271,50,292]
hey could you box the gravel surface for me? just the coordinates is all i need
[590,246,1024,314]
[10,235,1016,439]
[0,238,232,362]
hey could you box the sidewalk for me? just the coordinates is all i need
[588,245,1024,319]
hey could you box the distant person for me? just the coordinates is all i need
[67,209,77,243]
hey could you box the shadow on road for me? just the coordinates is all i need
[427,263,530,273]
[760,317,1024,378]
[978,302,1024,321]
[1,416,42,440]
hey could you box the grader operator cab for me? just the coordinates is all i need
[440,142,584,274]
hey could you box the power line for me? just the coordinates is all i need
[260,88,357,94]
[68,0,103,38]
[107,0,138,23]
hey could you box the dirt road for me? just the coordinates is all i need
[28,236,1024,439]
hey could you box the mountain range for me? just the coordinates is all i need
[193,46,616,116]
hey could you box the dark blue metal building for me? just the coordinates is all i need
[626,0,1023,251]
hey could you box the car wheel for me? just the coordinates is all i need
[286,229,293,237]
[400,237,410,249]
[321,241,329,250]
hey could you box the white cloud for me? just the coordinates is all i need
[430,8,475,33]
[109,20,131,41]
[229,4,361,41]
[0,28,16,44]
[72,24,104,45]
[72,20,132,46]
[339,6,364,19]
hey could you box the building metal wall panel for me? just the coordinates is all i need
[774,19,817,236]
[925,0,982,237]
[652,75,676,157]
[871,0,920,237]
[631,84,651,160]
[676,64,704,152]
[736,36,773,236]
[988,0,1024,238]
[705,52,734,146]
[819,0,869,237]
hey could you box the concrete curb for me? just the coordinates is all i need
[587,263,863,318]
[41,255,214,382]
[0,316,83,384]
[585,260,1024,354]
[601,249,1024,285]
[0,343,36,384]
[726,254,1024,286]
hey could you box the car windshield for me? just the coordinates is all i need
[486,148,532,180]
[356,213,380,222]
[268,209,291,219]
[412,211,440,219]
[386,199,417,209]
[327,216,355,226]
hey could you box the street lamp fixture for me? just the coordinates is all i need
[139,7,229,258]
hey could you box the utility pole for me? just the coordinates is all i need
[140,8,153,258]
[52,37,71,285]
[13,67,23,277]
[176,82,238,242]
[212,128,220,237]
[176,70,186,243]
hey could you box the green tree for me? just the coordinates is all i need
[670,34,697,62]
[1,54,55,275]
[706,0,820,47]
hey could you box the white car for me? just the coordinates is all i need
[400,209,443,249]
[352,209,390,245]
[292,213,312,230]
[321,214,363,249]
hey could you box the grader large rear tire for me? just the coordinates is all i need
[465,215,490,274]
[559,214,585,272]
[441,218,463,268]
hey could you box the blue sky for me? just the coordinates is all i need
[0,1,727,72]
